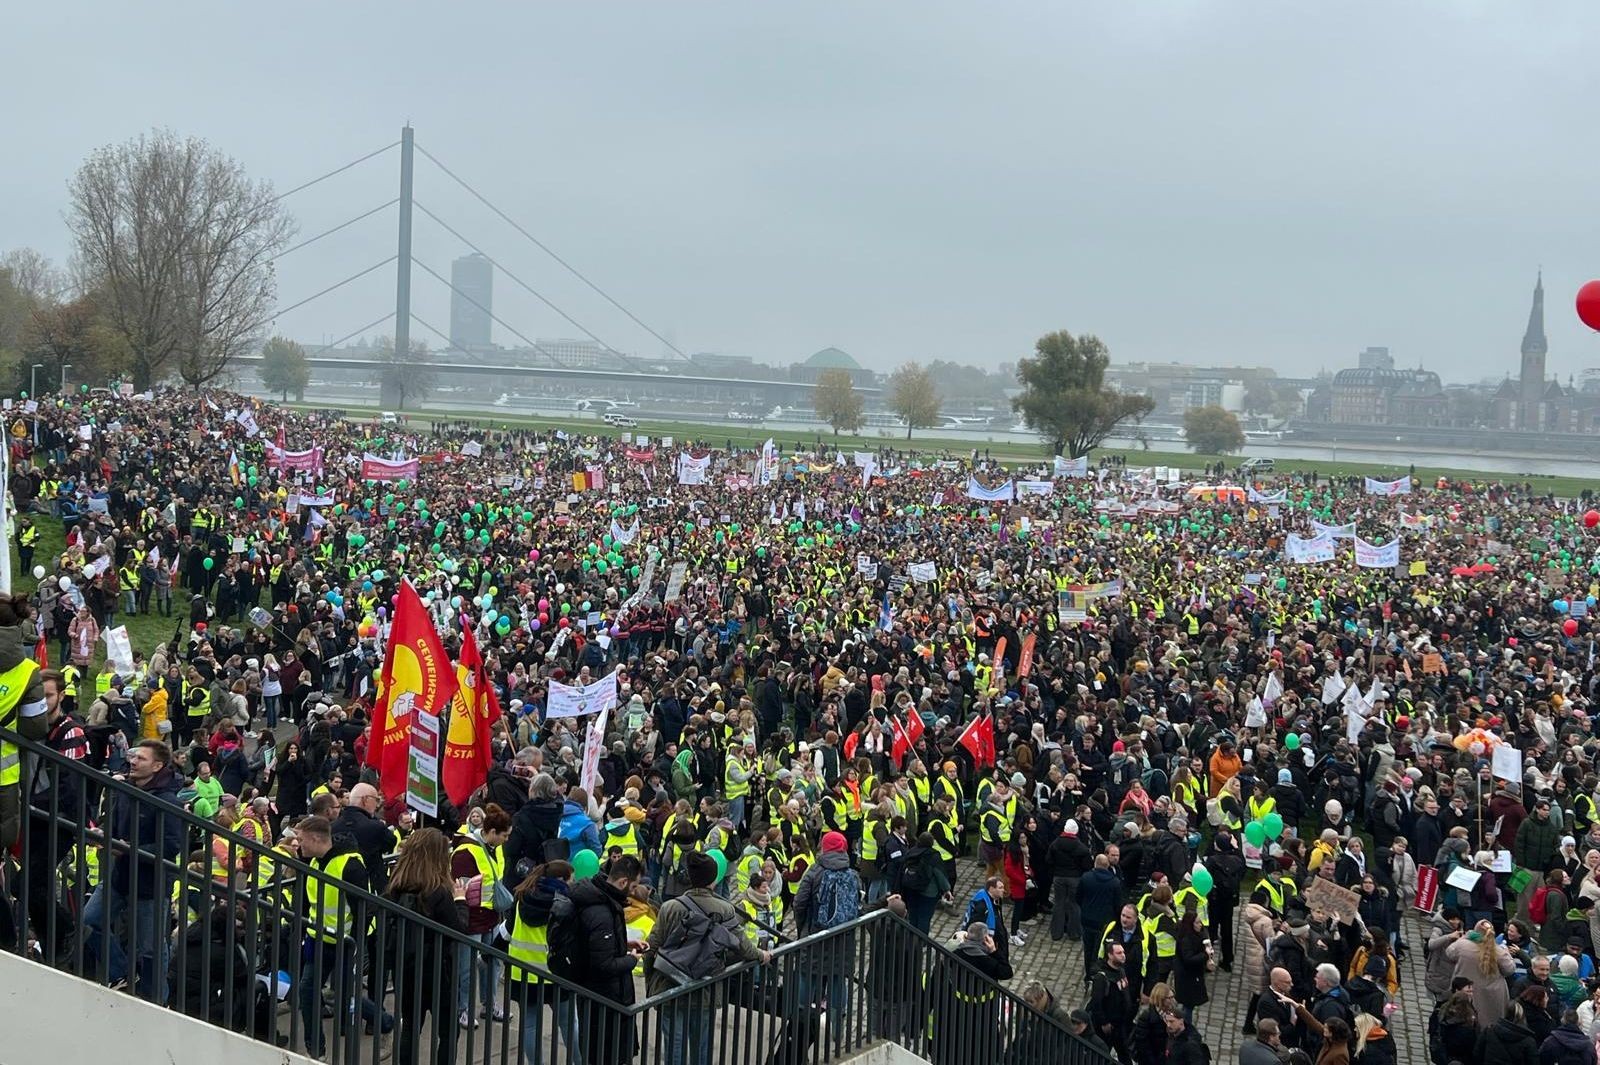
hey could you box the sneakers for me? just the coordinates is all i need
[458,1011,476,1030]
[1009,934,1025,947]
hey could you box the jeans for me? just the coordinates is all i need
[264,693,280,728]
[298,937,390,1058]
[866,876,889,905]
[660,1002,712,1065]
[457,931,502,1014]
[518,985,583,1064]
[728,795,746,833]
[82,884,169,1002]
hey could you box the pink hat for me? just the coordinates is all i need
[821,831,848,854]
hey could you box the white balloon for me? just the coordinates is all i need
[31,565,45,580]
[555,582,566,594]
[57,576,72,591]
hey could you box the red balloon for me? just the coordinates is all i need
[1586,509,1600,529]
[1579,281,1600,332]
[1565,618,1580,637]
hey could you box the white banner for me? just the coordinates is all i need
[579,707,610,798]
[965,476,1014,502]
[236,409,260,437]
[461,440,482,458]
[610,517,641,545]
[103,625,135,676]
[1491,743,1522,783]
[909,561,938,583]
[1053,455,1089,478]
[1311,520,1357,540]
[663,561,689,603]
[759,439,778,486]
[677,452,710,486]
[1364,476,1411,497]
[405,708,441,818]
[1017,479,1054,496]
[1355,537,1401,568]
[1321,673,1348,705]
[1399,511,1432,530]
[1286,533,1335,564]
[852,451,875,469]
[1248,487,1287,505]
[546,671,620,720]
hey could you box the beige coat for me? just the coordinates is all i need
[1241,902,1276,991]
[1445,935,1513,1029]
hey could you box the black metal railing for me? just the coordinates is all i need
[2,724,1115,1065]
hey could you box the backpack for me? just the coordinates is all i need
[898,850,934,894]
[653,894,745,986]
[813,867,861,929]
[1530,885,1551,924]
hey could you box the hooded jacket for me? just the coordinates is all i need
[109,763,186,899]
[558,799,601,855]
[505,796,564,873]
[1478,1017,1539,1065]
[1539,1022,1597,1065]
[560,875,636,1005]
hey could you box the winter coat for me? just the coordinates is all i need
[1425,920,1465,1002]
[1241,902,1276,991]
[1447,935,1514,1030]
[1356,1028,1396,1065]
[793,849,858,935]
[1540,1023,1598,1065]
[1173,926,1210,1008]
[1517,815,1562,875]
[1130,1005,1169,1065]
[1078,867,1126,933]
[561,875,638,1005]
[504,796,564,873]
[558,799,601,855]
[1478,1018,1540,1065]
[108,763,186,899]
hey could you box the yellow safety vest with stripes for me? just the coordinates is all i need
[862,816,883,862]
[453,838,504,911]
[308,852,365,943]
[931,813,958,861]
[1171,885,1209,929]
[738,897,783,948]
[0,659,41,788]
[507,905,551,985]
[1247,795,1276,822]
[724,754,750,799]
[1255,876,1298,914]
[1138,898,1177,959]
[602,821,641,858]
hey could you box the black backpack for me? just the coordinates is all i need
[897,850,934,893]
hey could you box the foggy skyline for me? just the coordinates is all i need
[6,3,1600,380]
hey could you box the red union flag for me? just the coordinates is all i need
[442,622,503,807]
[1413,865,1439,914]
[367,581,459,798]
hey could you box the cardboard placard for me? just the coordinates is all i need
[1304,876,1361,921]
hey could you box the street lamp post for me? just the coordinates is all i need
[28,364,42,445]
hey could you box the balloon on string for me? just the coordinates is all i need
[571,850,600,878]
[1263,812,1285,840]
[1284,733,1301,751]
[31,565,45,580]
[1243,821,1267,847]
[711,851,728,884]
[1564,618,1579,637]
[1189,865,1214,897]
[202,557,215,571]
[1553,598,1569,614]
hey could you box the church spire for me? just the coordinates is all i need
[1522,270,1548,357]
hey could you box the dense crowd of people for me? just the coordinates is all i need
[6,386,1600,1065]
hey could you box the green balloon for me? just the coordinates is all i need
[1274,577,1287,590]
[1284,733,1301,751]
[1243,821,1267,847]
[1263,812,1285,840]
[596,560,608,574]
[710,850,728,885]
[571,850,600,878]
[1190,867,1214,897]
[561,603,571,615]
[582,559,593,572]
[629,564,641,577]
[202,557,214,570]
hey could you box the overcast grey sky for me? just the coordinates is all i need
[5,3,1598,379]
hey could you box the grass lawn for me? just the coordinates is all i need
[15,515,181,668]
[290,400,1598,497]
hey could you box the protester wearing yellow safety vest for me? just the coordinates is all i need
[294,815,391,1054]
[506,856,579,1062]
[724,739,756,832]
[451,805,512,1025]
[0,607,48,850]
[1251,865,1299,916]
[978,783,1016,879]
[1137,883,1179,992]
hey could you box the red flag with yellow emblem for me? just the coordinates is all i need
[366,580,458,800]
[442,620,502,807]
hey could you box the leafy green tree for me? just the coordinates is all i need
[812,368,864,436]
[258,335,310,401]
[888,362,943,439]
[1183,404,1246,454]
[1012,330,1154,458]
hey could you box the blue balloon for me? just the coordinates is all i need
[451,595,462,608]
[372,569,385,581]
[362,581,374,592]
[1588,595,1596,609]
[1554,598,1570,613]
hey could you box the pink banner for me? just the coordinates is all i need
[267,444,324,474]
[361,455,420,482]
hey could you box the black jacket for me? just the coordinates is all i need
[1478,1018,1540,1065]
[1077,868,1126,932]
[332,805,394,894]
[108,764,186,899]
[505,797,565,876]
[1046,834,1093,877]
[1539,1023,1597,1065]
[484,765,528,816]
[559,875,637,1006]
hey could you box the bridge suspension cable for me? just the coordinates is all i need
[413,141,690,360]
[271,141,401,203]
[273,200,399,262]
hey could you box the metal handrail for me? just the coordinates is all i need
[3,723,1117,1064]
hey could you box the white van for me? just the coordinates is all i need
[379,411,399,425]
[603,413,638,428]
